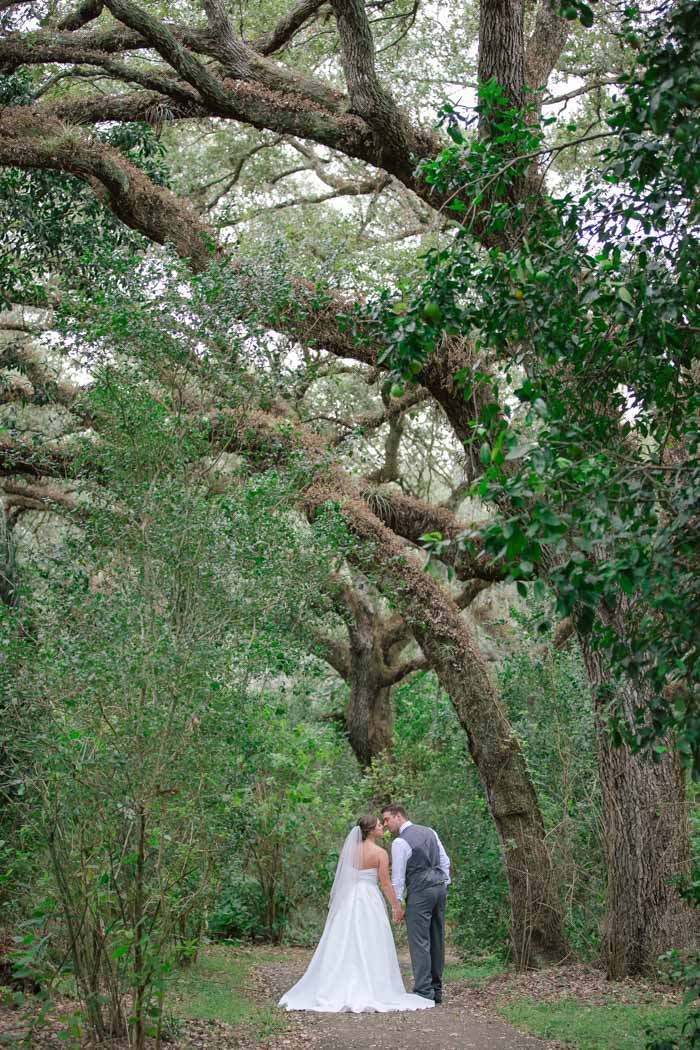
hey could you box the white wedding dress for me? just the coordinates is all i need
[279,829,433,1014]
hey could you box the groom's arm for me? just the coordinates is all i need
[434,832,451,886]
[390,838,411,902]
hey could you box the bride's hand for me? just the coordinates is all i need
[392,905,405,923]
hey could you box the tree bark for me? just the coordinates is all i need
[578,628,699,977]
[346,674,393,768]
[0,510,18,609]
[314,583,397,767]
[524,0,569,119]
[478,0,526,111]
[343,585,395,767]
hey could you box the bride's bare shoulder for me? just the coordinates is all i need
[361,841,384,868]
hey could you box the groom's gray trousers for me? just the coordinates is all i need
[405,882,447,1001]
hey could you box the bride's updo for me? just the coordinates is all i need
[357,814,380,841]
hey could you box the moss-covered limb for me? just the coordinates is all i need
[360,485,505,583]
[0,21,431,200]
[0,40,202,104]
[0,111,215,271]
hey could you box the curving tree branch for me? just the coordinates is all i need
[330,0,412,172]
[57,0,105,31]
[254,0,327,55]
[525,0,570,114]
[0,110,216,271]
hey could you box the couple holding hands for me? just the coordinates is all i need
[279,804,450,1014]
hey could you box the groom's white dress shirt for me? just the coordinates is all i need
[390,820,451,903]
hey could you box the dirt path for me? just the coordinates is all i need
[259,950,556,1050]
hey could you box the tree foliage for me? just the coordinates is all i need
[370,0,699,767]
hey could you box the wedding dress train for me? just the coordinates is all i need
[278,868,434,1013]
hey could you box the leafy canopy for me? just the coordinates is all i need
[366,0,700,768]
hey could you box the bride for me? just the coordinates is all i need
[278,815,434,1013]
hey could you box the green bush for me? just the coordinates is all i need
[209,702,358,946]
[207,871,265,942]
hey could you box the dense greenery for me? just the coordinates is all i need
[0,349,346,1040]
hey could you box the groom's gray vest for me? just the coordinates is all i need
[400,824,447,896]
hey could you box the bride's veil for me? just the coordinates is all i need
[328,825,363,913]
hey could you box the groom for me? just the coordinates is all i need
[382,804,451,1005]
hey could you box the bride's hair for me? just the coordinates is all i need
[356,814,380,841]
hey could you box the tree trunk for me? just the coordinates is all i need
[579,632,699,977]
[320,489,568,966]
[346,673,393,768]
[344,586,394,767]
[478,0,525,111]
[0,510,18,610]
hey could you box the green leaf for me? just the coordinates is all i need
[618,573,636,595]
[578,4,594,27]
[577,606,595,634]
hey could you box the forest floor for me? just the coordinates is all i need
[258,948,550,1050]
[0,944,684,1049]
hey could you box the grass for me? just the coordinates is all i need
[443,955,685,1049]
[443,957,507,984]
[170,944,291,1041]
[499,998,685,1050]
